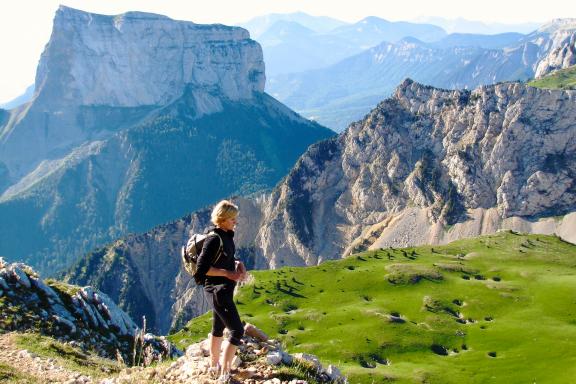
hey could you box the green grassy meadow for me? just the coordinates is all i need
[170,232,576,383]
[528,65,576,90]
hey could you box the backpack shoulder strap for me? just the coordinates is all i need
[209,231,226,264]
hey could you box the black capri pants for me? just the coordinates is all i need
[204,284,244,346]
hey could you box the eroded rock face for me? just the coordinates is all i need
[36,6,265,108]
[254,80,576,264]
[534,19,576,78]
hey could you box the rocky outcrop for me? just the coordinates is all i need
[535,37,576,78]
[0,257,179,362]
[533,19,576,78]
[0,6,334,275]
[67,79,576,333]
[104,324,346,384]
[254,79,576,265]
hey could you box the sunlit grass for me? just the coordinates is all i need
[172,232,576,383]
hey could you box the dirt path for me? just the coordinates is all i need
[0,332,92,384]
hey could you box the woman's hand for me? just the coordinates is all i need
[226,270,243,281]
[235,261,247,281]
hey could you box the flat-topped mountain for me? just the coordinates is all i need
[0,6,334,274]
[1,5,266,179]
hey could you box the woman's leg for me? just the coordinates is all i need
[205,288,226,368]
[210,334,223,367]
[215,287,244,375]
[221,341,237,373]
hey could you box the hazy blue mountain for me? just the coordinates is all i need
[258,19,317,44]
[257,20,359,75]
[238,11,348,38]
[418,16,541,34]
[430,32,525,49]
[255,15,448,77]
[268,39,532,129]
[0,84,34,110]
[0,7,334,275]
[329,16,447,48]
[268,19,576,131]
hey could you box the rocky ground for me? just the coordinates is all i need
[0,258,346,383]
[0,332,93,383]
[0,324,345,384]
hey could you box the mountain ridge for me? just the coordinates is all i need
[66,79,576,333]
[268,18,576,130]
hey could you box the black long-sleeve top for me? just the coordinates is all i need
[195,227,237,287]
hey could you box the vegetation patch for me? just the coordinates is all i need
[0,361,39,383]
[175,233,576,384]
[385,264,443,284]
[528,65,576,90]
[14,334,121,378]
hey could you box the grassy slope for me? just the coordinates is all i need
[12,334,121,379]
[170,232,576,383]
[0,362,39,383]
[528,65,576,90]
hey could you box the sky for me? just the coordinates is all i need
[0,0,575,104]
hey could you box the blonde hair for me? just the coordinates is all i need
[211,200,239,227]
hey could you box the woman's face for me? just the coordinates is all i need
[220,215,237,231]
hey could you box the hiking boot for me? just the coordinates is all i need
[208,363,220,379]
[217,372,232,383]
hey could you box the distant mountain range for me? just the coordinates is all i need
[244,15,447,76]
[239,11,347,38]
[266,19,576,130]
[0,85,34,110]
[416,16,541,34]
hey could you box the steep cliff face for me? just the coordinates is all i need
[535,36,576,78]
[1,5,265,180]
[256,80,576,264]
[0,6,334,275]
[67,80,576,333]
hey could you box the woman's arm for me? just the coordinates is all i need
[206,266,242,281]
[194,235,220,282]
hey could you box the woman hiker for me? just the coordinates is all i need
[195,200,247,383]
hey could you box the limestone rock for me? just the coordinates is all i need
[1,6,265,179]
[265,351,282,365]
[0,261,180,362]
[534,19,576,78]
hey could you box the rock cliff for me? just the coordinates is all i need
[533,19,576,78]
[67,79,576,332]
[1,6,265,179]
[0,257,178,362]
